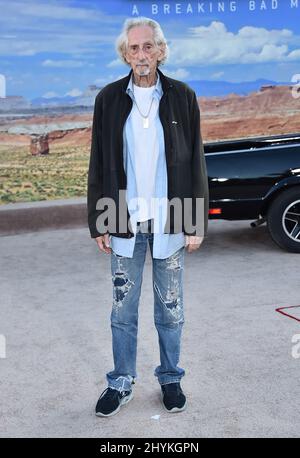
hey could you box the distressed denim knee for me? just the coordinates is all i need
[153,246,185,326]
[106,238,148,391]
[152,246,185,385]
[111,253,135,313]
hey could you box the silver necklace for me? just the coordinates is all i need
[132,84,155,129]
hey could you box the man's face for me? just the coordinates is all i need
[124,25,164,78]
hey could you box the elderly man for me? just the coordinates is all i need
[87,17,209,417]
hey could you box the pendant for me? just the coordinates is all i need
[143,117,149,129]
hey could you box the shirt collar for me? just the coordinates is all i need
[126,70,163,99]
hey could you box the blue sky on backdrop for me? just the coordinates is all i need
[1,0,300,99]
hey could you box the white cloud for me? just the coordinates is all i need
[288,49,300,60]
[0,0,111,22]
[107,59,124,68]
[169,21,300,66]
[42,91,58,99]
[65,88,82,97]
[94,73,128,86]
[0,0,125,57]
[242,44,288,63]
[42,59,85,68]
[163,68,190,79]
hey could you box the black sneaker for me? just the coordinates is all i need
[95,387,133,417]
[161,382,187,413]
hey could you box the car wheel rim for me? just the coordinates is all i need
[282,199,300,243]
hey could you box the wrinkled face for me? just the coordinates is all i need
[124,25,164,77]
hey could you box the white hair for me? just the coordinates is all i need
[116,17,169,66]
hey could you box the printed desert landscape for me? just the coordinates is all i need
[0,84,299,204]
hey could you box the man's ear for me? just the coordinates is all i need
[124,52,130,64]
[159,43,165,56]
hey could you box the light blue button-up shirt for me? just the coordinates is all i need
[110,72,185,259]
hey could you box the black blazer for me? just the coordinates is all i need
[87,67,209,238]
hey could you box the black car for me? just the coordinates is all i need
[205,132,300,253]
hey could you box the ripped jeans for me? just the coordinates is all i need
[106,223,185,393]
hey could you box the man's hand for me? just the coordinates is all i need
[95,233,111,254]
[185,235,204,253]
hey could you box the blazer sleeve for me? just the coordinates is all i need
[87,92,107,238]
[190,90,209,237]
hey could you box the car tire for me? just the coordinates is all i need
[267,186,300,253]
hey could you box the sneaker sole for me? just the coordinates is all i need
[160,391,187,413]
[95,391,134,417]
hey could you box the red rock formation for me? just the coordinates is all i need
[30,134,49,155]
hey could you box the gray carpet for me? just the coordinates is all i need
[0,220,299,437]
